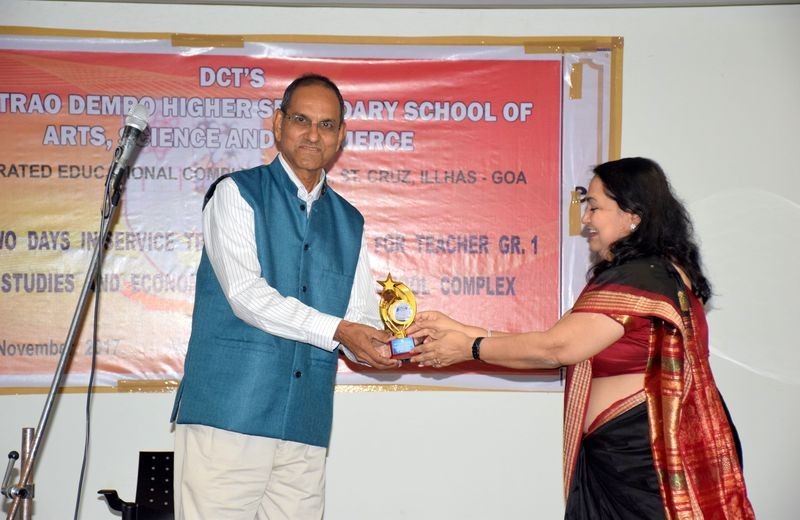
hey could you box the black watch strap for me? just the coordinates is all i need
[472,337,485,360]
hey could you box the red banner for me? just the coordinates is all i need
[0,34,619,389]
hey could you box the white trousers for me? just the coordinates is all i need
[174,424,327,520]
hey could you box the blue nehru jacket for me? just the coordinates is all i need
[171,157,364,448]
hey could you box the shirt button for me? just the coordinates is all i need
[299,204,306,212]
[294,371,302,378]
[302,285,307,292]
[304,244,309,251]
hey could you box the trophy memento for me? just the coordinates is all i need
[377,273,417,359]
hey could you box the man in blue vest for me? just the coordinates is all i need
[171,74,398,519]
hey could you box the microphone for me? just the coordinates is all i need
[105,103,149,205]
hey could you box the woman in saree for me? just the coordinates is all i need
[408,157,754,519]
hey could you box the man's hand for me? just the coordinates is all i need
[334,320,399,369]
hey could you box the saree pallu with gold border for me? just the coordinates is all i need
[563,258,754,519]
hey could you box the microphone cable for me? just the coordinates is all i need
[72,260,100,520]
[72,143,118,518]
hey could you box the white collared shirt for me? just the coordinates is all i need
[201,154,382,358]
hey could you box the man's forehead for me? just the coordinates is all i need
[287,84,342,118]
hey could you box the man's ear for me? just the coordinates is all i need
[273,109,284,142]
[336,120,347,151]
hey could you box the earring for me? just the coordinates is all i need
[630,223,637,231]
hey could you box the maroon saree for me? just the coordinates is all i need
[563,258,754,519]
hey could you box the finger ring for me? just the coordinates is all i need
[433,358,441,367]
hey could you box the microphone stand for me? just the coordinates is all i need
[1,429,33,520]
[3,161,132,520]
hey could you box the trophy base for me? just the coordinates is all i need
[390,337,415,359]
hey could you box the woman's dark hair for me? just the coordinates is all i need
[589,157,712,302]
[280,73,345,124]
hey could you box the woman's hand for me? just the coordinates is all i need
[407,310,468,338]
[409,328,472,368]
